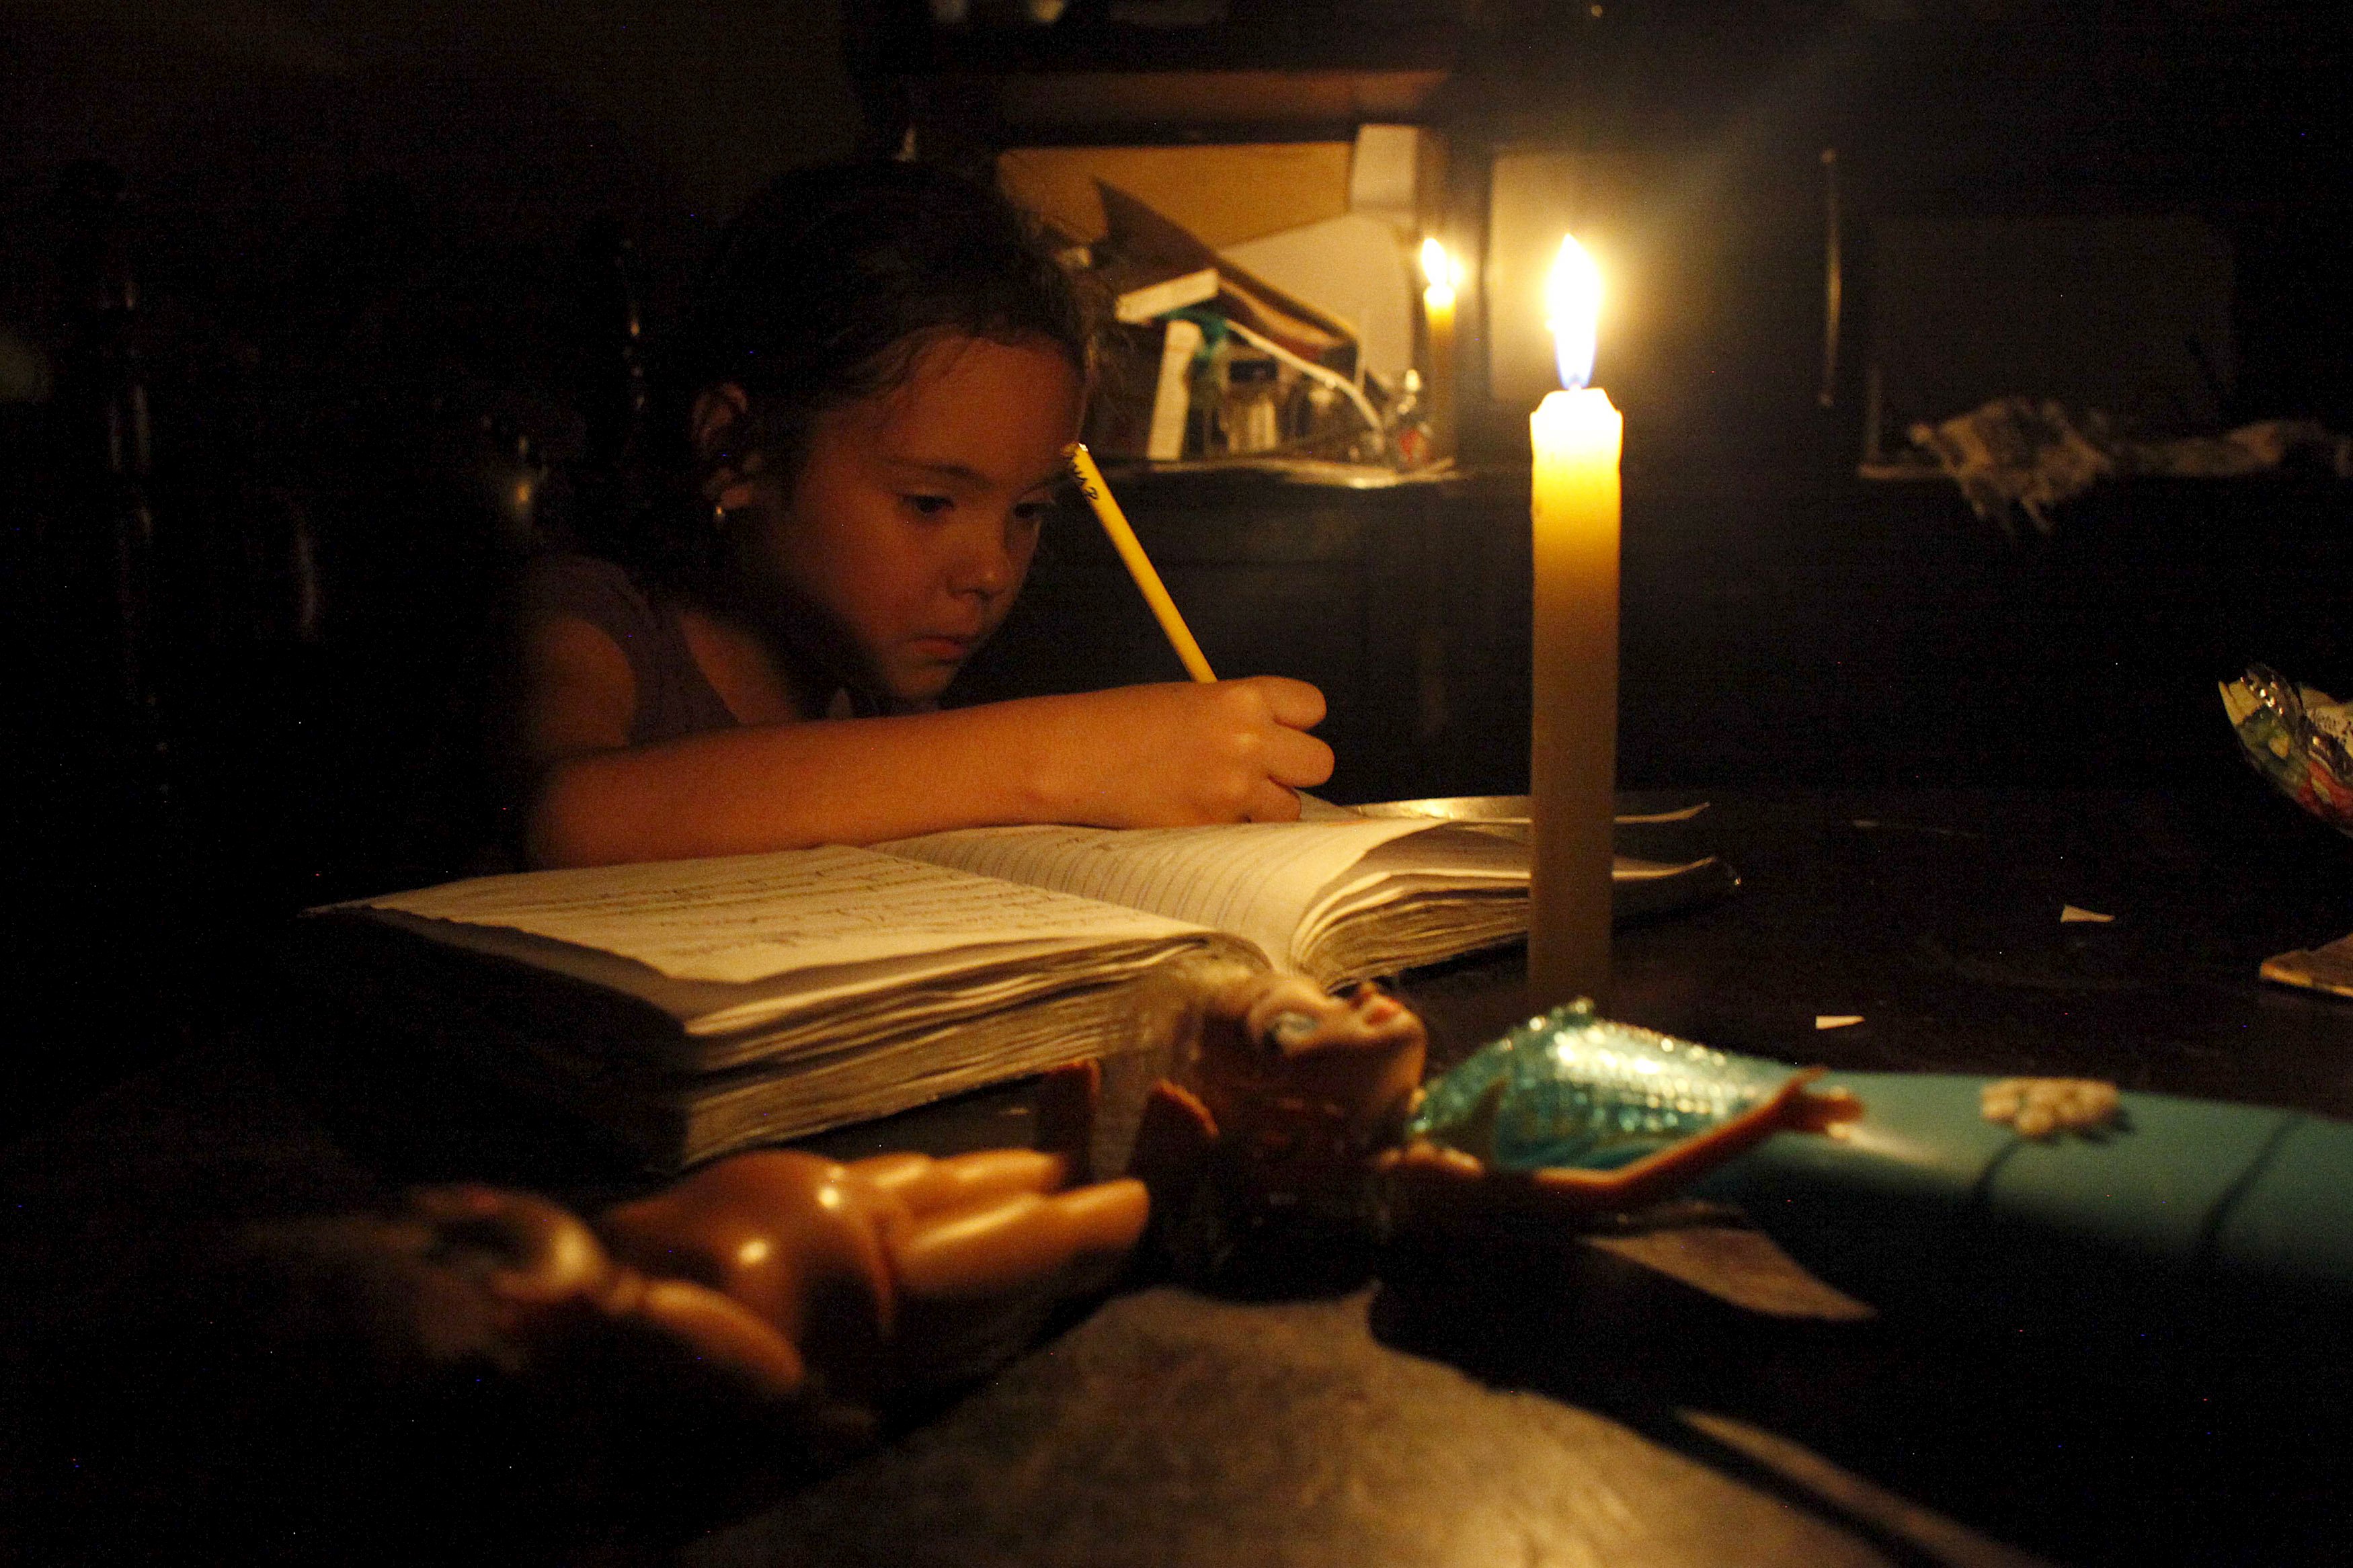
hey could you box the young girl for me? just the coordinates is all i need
[512,162,1332,868]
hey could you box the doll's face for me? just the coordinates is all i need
[1195,975,1429,1145]
[744,333,1082,707]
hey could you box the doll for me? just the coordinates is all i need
[1125,966,1855,1280]
[46,1066,1149,1565]
[422,1063,1148,1424]
[1137,973,2353,1327]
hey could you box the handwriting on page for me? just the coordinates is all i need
[363,846,1198,985]
[879,821,1429,969]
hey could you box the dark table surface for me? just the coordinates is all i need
[11,780,2353,1566]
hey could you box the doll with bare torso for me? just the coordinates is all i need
[415,1074,1147,1430]
[49,1069,1150,1563]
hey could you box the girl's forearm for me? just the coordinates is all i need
[526,678,1331,868]
[526,698,1093,868]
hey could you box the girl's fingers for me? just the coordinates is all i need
[1245,675,1327,730]
[1055,679,1334,828]
[1242,779,1305,823]
[1265,727,1335,787]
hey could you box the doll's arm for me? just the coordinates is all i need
[1032,1057,1100,1182]
[848,1151,1148,1299]
[1380,1071,1861,1227]
[1127,1080,1221,1212]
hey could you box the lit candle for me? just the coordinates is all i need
[1528,233,1621,1012]
[1419,237,1460,462]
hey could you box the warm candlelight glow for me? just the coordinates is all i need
[1419,237,1460,461]
[1420,237,1460,313]
[1528,230,1620,1012]
[1545,233,1603,391]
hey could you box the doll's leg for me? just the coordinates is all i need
[890,1181,1150,1300]
[617,1272,809,1397]
[882,1179,1150,1392]
[848,1148,1076,1214]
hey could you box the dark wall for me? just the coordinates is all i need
[1,0,861,287]
[1,0,863,474]
[1439,2,2353,472]
[1,0,865,1131]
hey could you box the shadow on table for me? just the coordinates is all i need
[1369,1224,2353,1568]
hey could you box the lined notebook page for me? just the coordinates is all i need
[877,820,1433,969]
[355,844,1198,985]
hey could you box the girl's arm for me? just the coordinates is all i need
[519,615,1335,868]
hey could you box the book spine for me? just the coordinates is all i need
[1115,268,1218,325]
[1146,319,1202,462]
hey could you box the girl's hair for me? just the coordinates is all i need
[620,159,1092,583]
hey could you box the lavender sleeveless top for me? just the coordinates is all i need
[517,553,740,744]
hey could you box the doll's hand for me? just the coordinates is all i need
[1041,677,1334,826]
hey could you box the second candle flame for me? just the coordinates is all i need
[1421,237,1460,311]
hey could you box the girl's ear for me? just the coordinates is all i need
[690,383,752,467]
[691,384,763,513]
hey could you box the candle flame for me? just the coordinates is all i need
[1421,237,1459,311]
[1546,233,1602,391]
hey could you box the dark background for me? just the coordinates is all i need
[3,0,869,1125]
[5,0,2349,1132]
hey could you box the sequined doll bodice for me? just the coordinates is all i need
[1407,1000,1794,1171]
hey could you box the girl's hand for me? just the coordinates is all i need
[1039,677,1335,827]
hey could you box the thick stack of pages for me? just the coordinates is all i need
[309,819,1533,1169]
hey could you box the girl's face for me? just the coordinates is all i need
[751,333,1083,708]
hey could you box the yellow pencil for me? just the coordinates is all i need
[1066,442,1218,684]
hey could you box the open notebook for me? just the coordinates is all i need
[310,813,1723,1169]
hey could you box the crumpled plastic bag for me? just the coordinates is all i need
[2221,664,2353,835]
[1911,397,2352,534]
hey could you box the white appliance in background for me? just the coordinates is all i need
[1220,212,1415,389]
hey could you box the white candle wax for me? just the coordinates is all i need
[1528,384,1622,1011]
